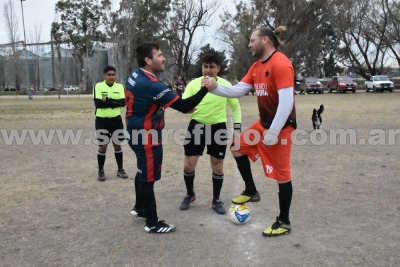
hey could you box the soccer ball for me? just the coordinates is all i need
[229,204,251,224]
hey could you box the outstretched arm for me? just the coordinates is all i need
[210,82,253,98]
[202,77,253,98]
[169,86,208,113]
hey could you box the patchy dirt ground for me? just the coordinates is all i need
[0,92,399,267]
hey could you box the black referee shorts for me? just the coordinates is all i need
[95,116,125,145]
[184,119,228,159]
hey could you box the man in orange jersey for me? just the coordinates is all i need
[203,26,296,237]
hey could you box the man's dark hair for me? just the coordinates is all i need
[136,43,160,67]
[202,53,221,66]
[103,66,116,74]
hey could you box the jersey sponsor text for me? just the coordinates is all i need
[153,88,171,100]
[255,89,268,96]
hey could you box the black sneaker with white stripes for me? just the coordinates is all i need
[144,220,176,233]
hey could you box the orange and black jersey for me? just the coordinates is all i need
[242,51,297,129]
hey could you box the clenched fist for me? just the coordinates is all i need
[263,128,279,146]
[202,76,218,91]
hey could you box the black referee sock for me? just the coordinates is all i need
[97,151,106,171]
[114,149,123,170]
[183,171,195,196]
[212,173,224,201]
[278,181,293,224]
[234,155,257,195]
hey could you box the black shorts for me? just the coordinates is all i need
[95,116,125,145]
[184,120,228,159]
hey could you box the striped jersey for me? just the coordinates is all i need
[125,68,179,132]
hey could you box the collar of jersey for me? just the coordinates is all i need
[261,50,278,64]
[140,68,156,77]
[103,81,114,87]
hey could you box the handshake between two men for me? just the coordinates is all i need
[199,76,278,146]
[201,76,218,91]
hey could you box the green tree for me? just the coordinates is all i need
[262,0,340,77]
[2,0,21,90]
[322,52,344,77]
[105,0,171,76]
[189,44,228,78]
[219,0,342,79]
[325,0,399,78]
[218,0,259,82]
[53,0,111,90]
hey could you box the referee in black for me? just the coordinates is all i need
[93,66,128,181]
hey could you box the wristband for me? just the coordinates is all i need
[233,123,241,133]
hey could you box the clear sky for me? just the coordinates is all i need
[0,0,59,43]
[1,0,237,49]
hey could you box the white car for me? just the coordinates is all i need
[365,75,394,93]
[64,85,79,91]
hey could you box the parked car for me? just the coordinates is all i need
[44,87,59,91]
[327,76,357,93]
[4,87,16,91]
[299,77,324,94]
[387,71,400,78]
[19,89,37,95]
[365,75,394,93]
[64,85,79,91]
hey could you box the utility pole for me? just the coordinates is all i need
[18,0,30,89]
[50,34,56,90]
[83,0,88,92]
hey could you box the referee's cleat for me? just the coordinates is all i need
[262,217,291,237]
[98,170,106,181]
[117,169,128,179]
[212,200,226,214]
[179,192,196,210]
[232,191,260,204]
[144,220,176,233]
[130,207,145,218]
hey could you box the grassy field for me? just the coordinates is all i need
[1,91,399,266]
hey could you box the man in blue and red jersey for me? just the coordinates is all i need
[173,75,185,97]
[125,43,212,234]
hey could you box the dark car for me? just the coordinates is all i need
[299,77,324,94]
[327,76,357,93]
[45,87,59,91]
[4,87,16,91]
[19,89,37,95]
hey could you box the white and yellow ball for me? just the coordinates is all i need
[229,204,251,224]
